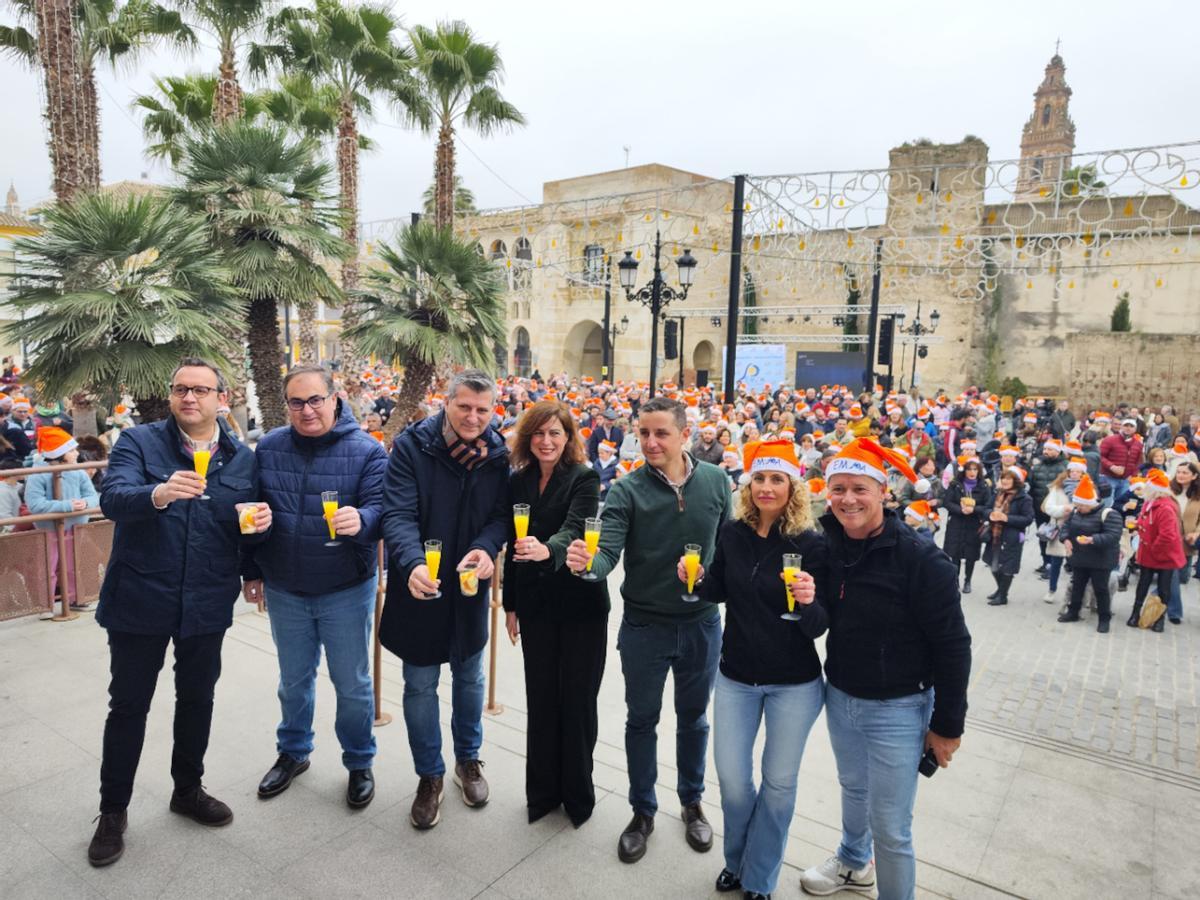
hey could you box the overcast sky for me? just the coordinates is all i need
[4,0,1196,223]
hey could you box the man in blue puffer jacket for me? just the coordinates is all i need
[241,365,387,810]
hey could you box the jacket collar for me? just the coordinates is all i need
[820,507,901,553]
[164,414,240,463]
[416,410,509,468]
[287,398,358,451]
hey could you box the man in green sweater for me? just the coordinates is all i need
[566,397,732,865]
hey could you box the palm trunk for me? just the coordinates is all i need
[297,300,318,364]
[247,295,286,431]
[69,394,98,437]
[386,356,435,443]
[35,0,88,203]
[434,119,456,230]
[79,58,102,190]
[336,98,360,368]
[133,395,171,424]
[213,42,243,125]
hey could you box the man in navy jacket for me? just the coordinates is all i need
[379,369,509,830]
[241,365,387,810]
[89,358,267,868]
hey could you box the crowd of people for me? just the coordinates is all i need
[5,352,1198,900]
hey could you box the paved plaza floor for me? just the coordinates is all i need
[2,555,1199,899]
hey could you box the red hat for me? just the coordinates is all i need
[38,426,77,459]
[1071,473,1099,506]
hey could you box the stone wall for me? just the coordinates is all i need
[1065,332,1200,410]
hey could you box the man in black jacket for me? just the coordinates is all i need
[800,439,971,900]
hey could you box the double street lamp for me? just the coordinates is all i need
[896,300,940,390]
[617,230,697,393]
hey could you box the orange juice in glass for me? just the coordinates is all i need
[321,490,339,546]
[193,448,212,500]
[581,517,602,581]
[513,504,530,562]
[424,539,443,598]
[781,553,803,621]
[459,561,479,597]
[681,543,701,603]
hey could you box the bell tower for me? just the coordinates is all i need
[1016,47,1076,197]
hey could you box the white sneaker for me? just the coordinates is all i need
[800,855,877,895]
[1042,590,1057,604]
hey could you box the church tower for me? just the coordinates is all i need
[4,182,18,217]
[1015,50,1076,197]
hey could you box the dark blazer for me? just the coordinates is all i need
[586,424,623,461]
[242,399,387,595]
[981,490,1035,576]
[378,412,510,666]
[97,417,259,638]
[502,463,609,622]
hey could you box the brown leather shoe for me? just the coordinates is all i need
[682,802,713,852]
[87,811,127,867]
[410,775,444,829]
[169,786,233,826]
[453,759,489,808]
[617,812,654,863]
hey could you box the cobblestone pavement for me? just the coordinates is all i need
[953,545,1200,783]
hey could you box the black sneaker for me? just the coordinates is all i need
[87,811,126,867]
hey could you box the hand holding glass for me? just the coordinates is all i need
[321,491,340,546]
[513,504,530,561]
[424,539,443,598]
[781,553,804,621]
[193,449,212,500]
[681,543,702,603]
[580,517,602,581]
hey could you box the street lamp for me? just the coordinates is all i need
[898,299,940,390]
[618,230,697,393]
[609,315,630,382]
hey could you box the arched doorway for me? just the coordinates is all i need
[693,340,715,387]
[512,326,531,377]
[563,319,604,380]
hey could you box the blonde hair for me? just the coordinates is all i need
[735,473,816,537]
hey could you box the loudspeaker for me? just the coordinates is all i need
[877,317,894,366]
[664,319,678,359]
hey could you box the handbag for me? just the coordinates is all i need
[1139,593,1167,629]
[1036,521,1060,542]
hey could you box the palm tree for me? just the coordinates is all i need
[421,170,475,217]
[3,0,192,190]
[251,0,428,366]
[1059,163,1107,199]
[133,72,269,164]
[344,220,504,439]
[172,120,349,430]
[178,0,270,123]
[2,192,239,421]
[408,19,525,230]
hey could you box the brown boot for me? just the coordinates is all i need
[410,775,444,829]
[87,811,127,867]
[453,759,489,808]
[169,786,233,826]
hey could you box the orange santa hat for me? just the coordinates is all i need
[827,438,930,493]
[1144,467,1172,495]
[1071,473,1100,506]
[38,426,77,459]
[741,440,803,480]
[904,499,935,523]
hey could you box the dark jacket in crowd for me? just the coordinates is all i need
[97,417,259,638]
[2,419,32,461]
[1049,409,1076,439]
[1060,505,1123,570]
[379,412,510,666]
[820,509,972,739]
[586,423,623,462]
[502,462,608,622]
[942,477,993,562]
[700,519,827,686]
[242,399,387,595]
[981,489,1034,577]
[591,457,619,499]
[1028,454,1068,507]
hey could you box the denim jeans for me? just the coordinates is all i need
[826,684,934,900]
[1047,556,1064,593]
[1100,476,1128,509]
[402,645,485,777]
[1168,564,1190,620]
[617,612,722,815]
[713,672,824,895]
[266,575,377,770]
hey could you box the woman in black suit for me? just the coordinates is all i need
[503,400,608,827]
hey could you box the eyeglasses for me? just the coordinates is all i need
[286,394,328,412]
[170,385,218,399]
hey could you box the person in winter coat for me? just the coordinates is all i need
[503,401,608,828]
[1028,439,1069,574]
[88,358,266,869]
[981,467,1034,606]
[942,458,993,594]
[25,426,100,610]
[241,366,388,811]
[1056,474,1123,631]
[1166,462,1200,625]
[1039,470,1076,606]
[904,499,939,543]
[379,370,510,829]
[592,438,620,500]
[1099,420,1144,506]
[1129,468,1185,632]
[682,441,825,900]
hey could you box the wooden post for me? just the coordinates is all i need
[372,541,392,726]
[50,469,78,622]
[484,551,504,716]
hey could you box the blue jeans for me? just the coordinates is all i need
[1100,476,1128,509]
[402,646,485,777]
[266,575,377,770]
[1048,556,1065,593]
[1168,564,1190,620]
[617,612,722,816]
[713,672,824,895]
[826,684,934,900]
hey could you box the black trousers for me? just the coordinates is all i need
[99,630,225,813]
[519,615,607,824]
[1067,567,1112,620]
[1133,566,1173,611]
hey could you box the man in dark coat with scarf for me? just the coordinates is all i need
[379,369,509,830]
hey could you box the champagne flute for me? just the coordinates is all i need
[513,504,530,562]
[321,490,340,547]
[424,539,443,599]
[193,447,212,500]
[781,553,803,621]
[580,517,602,581]
[681,543,702,603]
